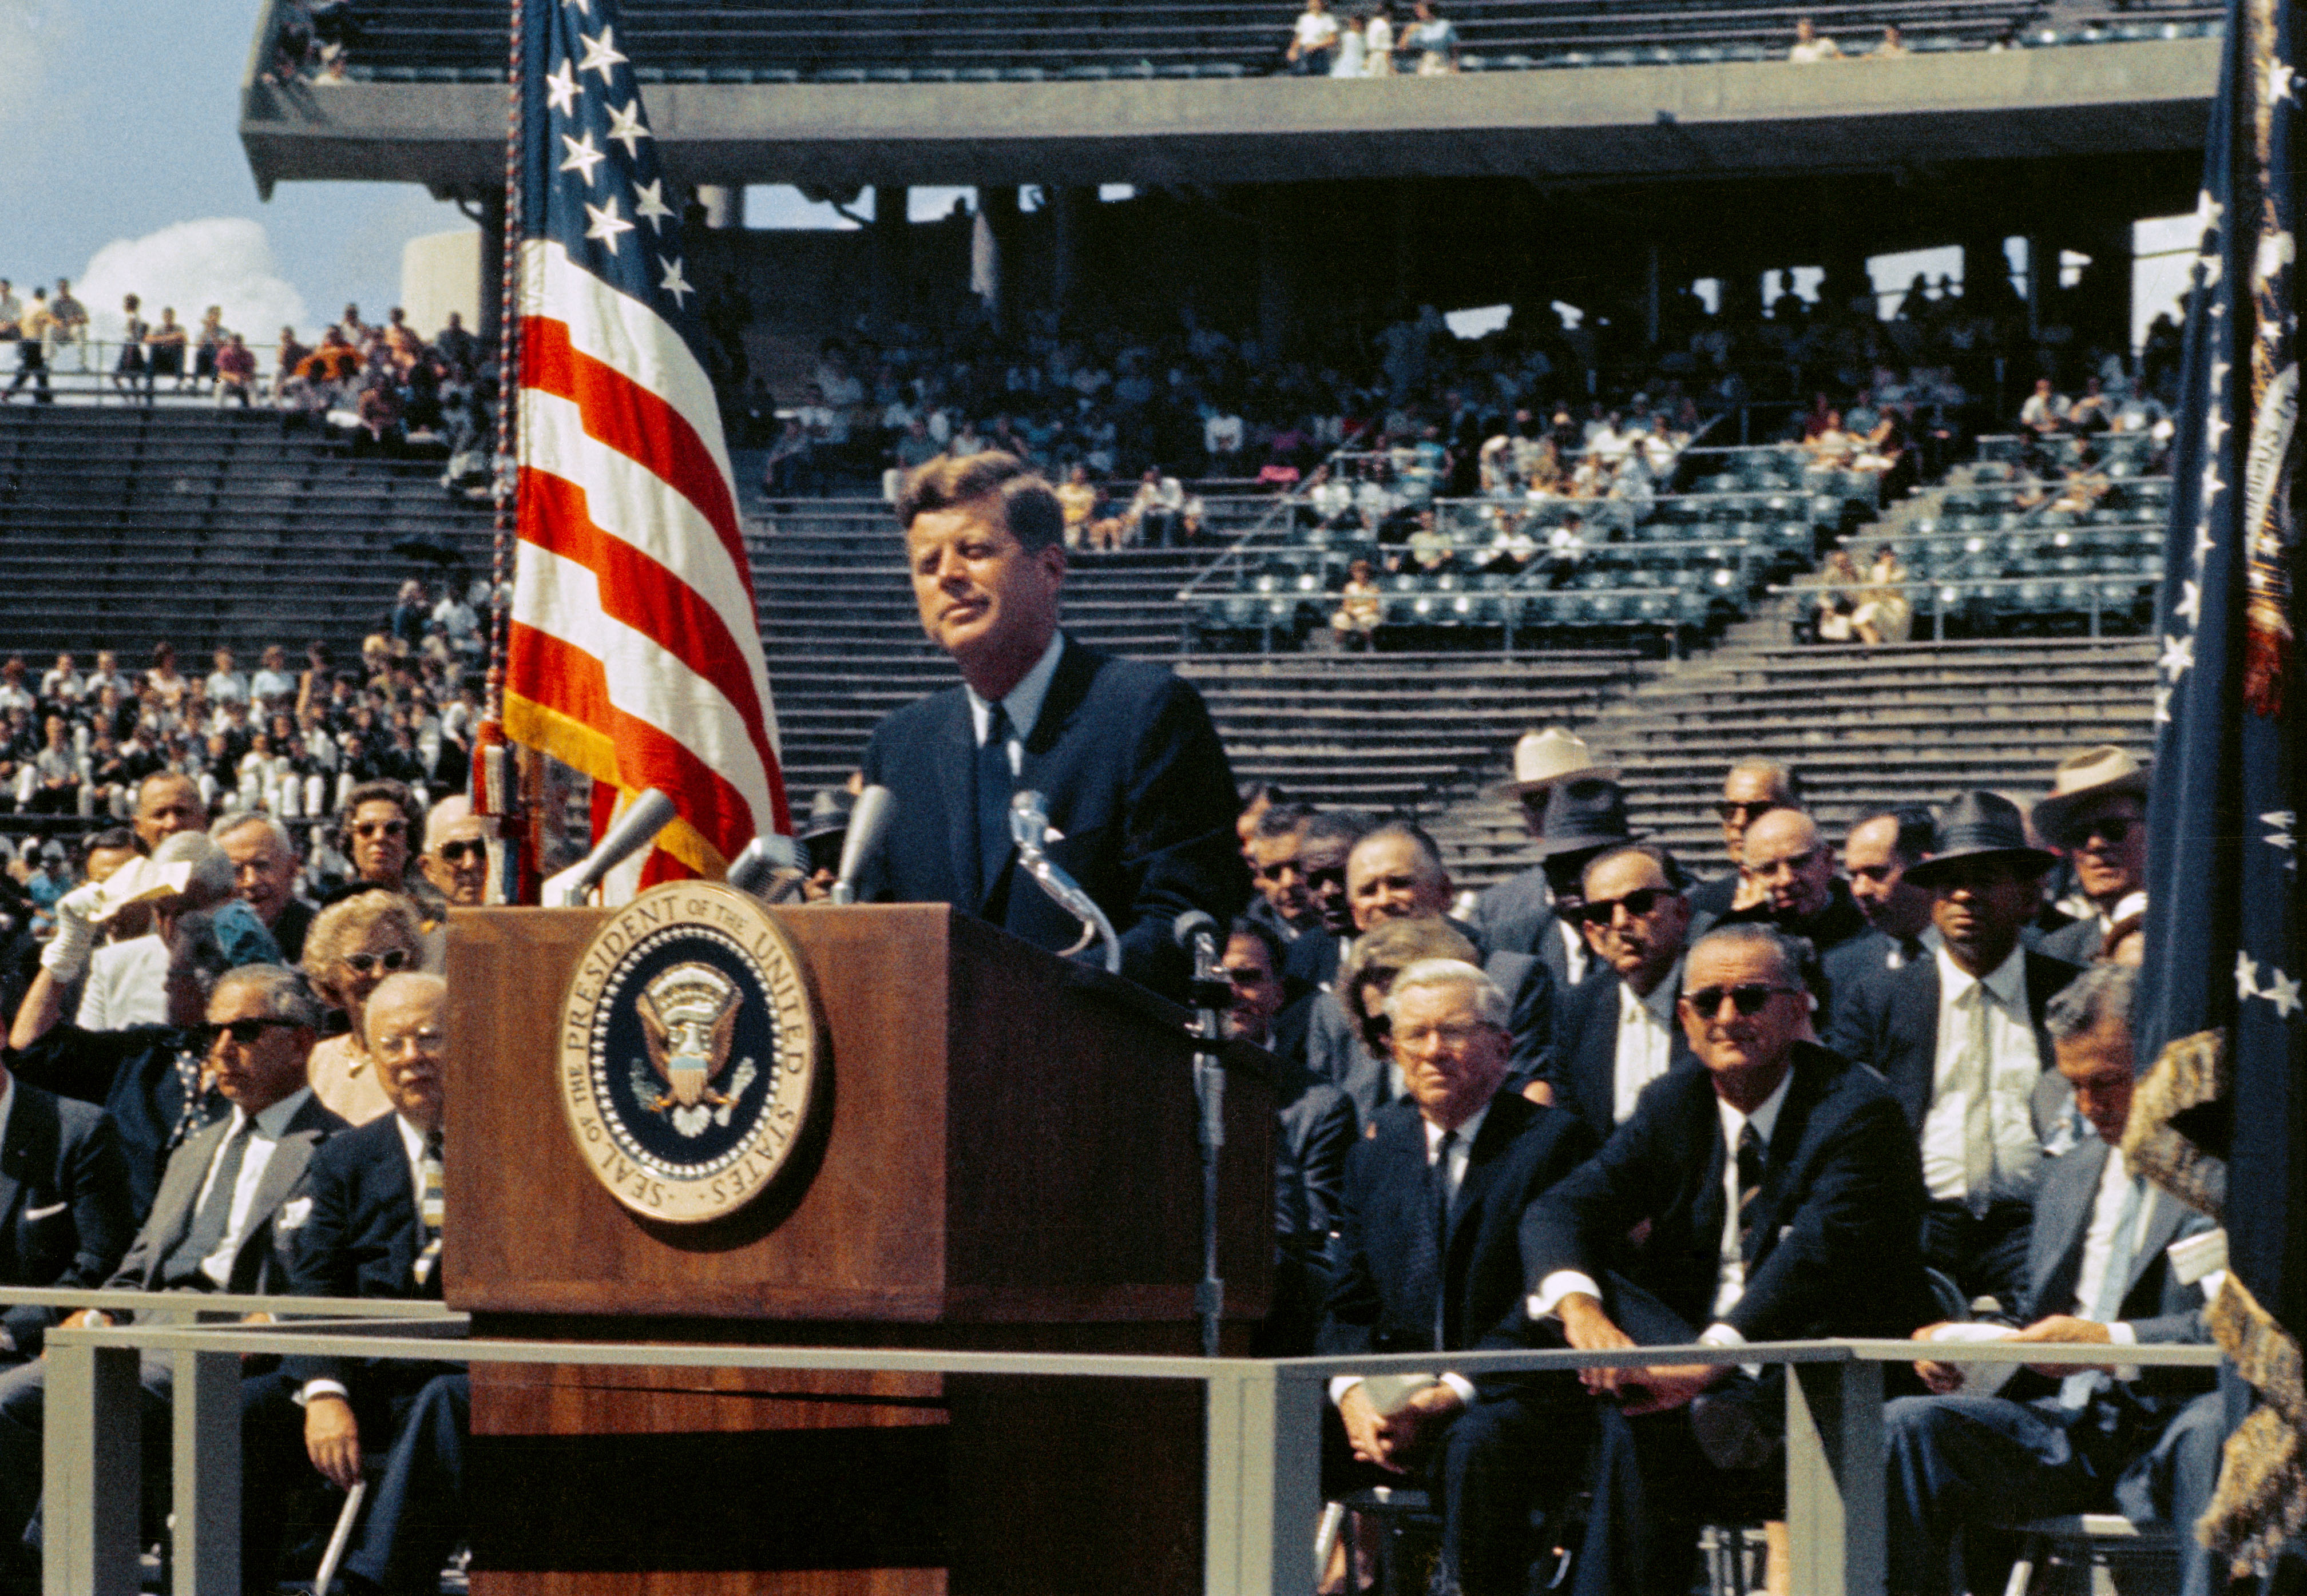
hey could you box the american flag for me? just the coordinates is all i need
[2134,0,2301,1563]
[504,0,788,884]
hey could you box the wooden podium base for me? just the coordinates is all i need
[464,1324,1219,1596]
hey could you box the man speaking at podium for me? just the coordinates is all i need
[859,453,1248,1001]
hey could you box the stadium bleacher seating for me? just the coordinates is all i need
[310,0,2221,85]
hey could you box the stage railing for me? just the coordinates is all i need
[27,1291,2222,1596]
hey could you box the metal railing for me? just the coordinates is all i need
[1771,572,2158,639]
[35,1303,2223,1596]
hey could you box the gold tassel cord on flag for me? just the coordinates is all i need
[2127,1027,2307,1575]
[2240,0,2298,715]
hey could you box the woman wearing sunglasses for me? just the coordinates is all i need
[299,891,426,1125]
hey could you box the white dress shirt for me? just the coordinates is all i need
[965,630,1065,774]
[1612,959,1683,1125]
[1331,1106,1489,1410]
[1556,918,1591,990]
[188,1087,315,1289]
[1528,1069,1790,1347]
[75,934,168,1032]
[2068,1150,2150,1368]
[1921,946,2043,1205]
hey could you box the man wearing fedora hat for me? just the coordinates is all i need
[1467,730,1616,986]
[1828,792,2084,1311]
[2031,747,2149,967]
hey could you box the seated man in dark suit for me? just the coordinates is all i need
[1539,843,1698,1142]
[1683,759,1802,922]
[1309,823,1556,1113]
[1524,923,1933,1596]
[0,963,344,1594]
[1886,964,2224,1596]
[1220,918,1355,1356]
[1480,777,1648,998]
[1321,959,1597,1595]
[1823,806,1940,992]
[857,452,1248,1002]
[1717,808,1873,979]
[1465,727,1616,973]
[0,1051,134,1364]
[243,972,465,1595]
[1242,801,1320,951]
[1827,791,2084,1313]
[1322,916,1488,1125]
[1281,809,1378,993]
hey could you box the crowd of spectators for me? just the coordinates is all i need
[0,597,486,857]
[1224,733,2200,1596]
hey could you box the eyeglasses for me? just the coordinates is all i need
[1578,886,1674,924]
[197,1017,306,1048]
[1680,984,1802,1017]
[373,1026,444,1062]
[342,948,413,976]
[1393,1021,1492,1050]
[1716,800,1778,822]
[352,820,408,840]
[1219,965,1271,988]
[2064,815,2139,848]
[435,840,486,864]
[1745,847,1820,879]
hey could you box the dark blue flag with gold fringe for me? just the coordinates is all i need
[2130,0,2305,1567]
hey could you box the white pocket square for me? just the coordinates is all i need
[278,1198,313,1231]
[21,1204,66,1222]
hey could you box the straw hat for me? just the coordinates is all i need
[2032,746,2150,844]
[1512,728,1615,799]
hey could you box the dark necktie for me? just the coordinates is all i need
[162,1118,255,1289]
[1897,935,1926,968]
[1735,1123,1766,1259]
[1402,1129,1456,1350]
[975,702,1016,902]
[413,1129,445,1290]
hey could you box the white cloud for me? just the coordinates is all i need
[76,219,308,342]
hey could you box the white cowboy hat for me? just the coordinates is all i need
[1512,728,1615,797]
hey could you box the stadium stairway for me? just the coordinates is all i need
[0,406,495,661]
[1425,592,2158,892]
[748,501,1644,812]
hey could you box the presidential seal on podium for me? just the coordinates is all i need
[557,882,824,1223]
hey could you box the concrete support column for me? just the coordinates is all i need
[1256,186,1297,359]
[868,185,908,334]
[1644,240,1662,348]
[2023,234,2050,337]
[695,185,737,229]
[477,186,507,350]
[2066,219,2134,357]
[1051,185,1094,326]
[980,185,1022,333]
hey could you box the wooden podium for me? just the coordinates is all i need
[443,902,1275,1595]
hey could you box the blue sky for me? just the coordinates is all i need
[2,0,470,337]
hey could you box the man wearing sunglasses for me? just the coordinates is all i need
[0,964,346,1591]
[1524,923,1932,1596]
[243,972,469,1595]
[1717,809,1873,1013]
[417,796,489,909]
[1827,791,2084,1315]
[1685,760,1801,922]
[1537,843,1699,1142]
[2031,747,2149,967]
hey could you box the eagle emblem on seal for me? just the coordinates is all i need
[629,962,759,1138]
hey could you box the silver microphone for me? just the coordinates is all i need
[726,833,802,896]
[1009,789,1121,973]
[542,788,679,907]
[830,784,894,905]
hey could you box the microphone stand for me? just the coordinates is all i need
[1180,918,1230,1359]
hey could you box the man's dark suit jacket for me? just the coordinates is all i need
[106,1092,344,1295]
[1540,966,1699,1144]
[9,1022,208,1222]
[1321,1091,1598,1367]
[1468,866,1552,963]
[2038,915,2106,967]
[1521,1042,1933,1342]
[0,1084,134,1356]
[857,635,1249,1002]
[280,1114,447,1398]
[1824,948,2083,1136]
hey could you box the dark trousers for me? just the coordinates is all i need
[1921,1196,2033,1317]
[6,343,47,402]
[243,1368,468,1594]
[1886,1385,2228,1596]
[1323,1379,1589,1596]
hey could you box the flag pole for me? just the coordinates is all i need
[477,0,529,903]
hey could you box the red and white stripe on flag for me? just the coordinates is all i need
[505,238,789,885]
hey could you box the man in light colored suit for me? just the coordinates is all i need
[1886,964,2224,1596]
[0,964,344,1593]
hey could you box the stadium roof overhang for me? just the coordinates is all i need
[241,38,2219,200]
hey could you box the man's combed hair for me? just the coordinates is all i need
[1252,801,1318,840]
[1729,758,1804,807]
[2046,962,2136,1042]
[1688,922,1823,1003]
[215,963,325,1029]
[1857,805,1939,868]
[1581,841,1690,895]
[1383,957,1510,1031]
[896,451,1066,554]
